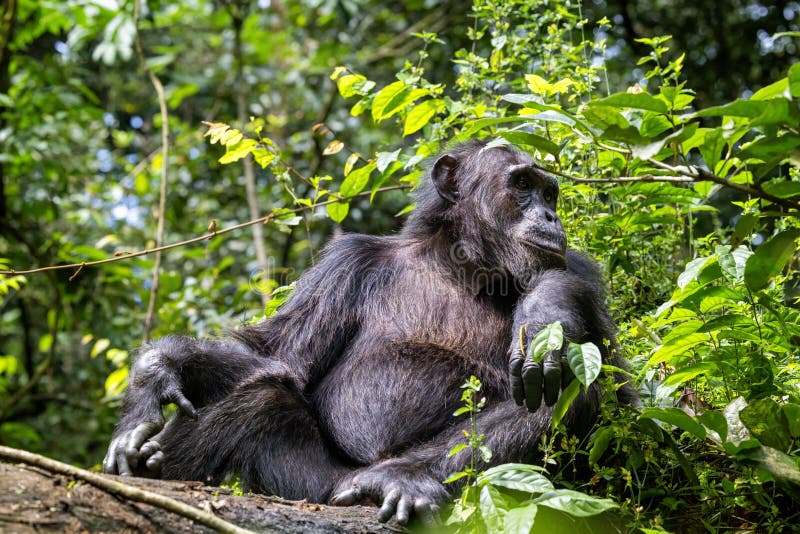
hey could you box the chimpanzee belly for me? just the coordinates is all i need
[312,341,495,466]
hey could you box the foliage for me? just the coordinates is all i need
[1,0,799,531]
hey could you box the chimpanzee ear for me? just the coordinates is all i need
[431,154,460,204]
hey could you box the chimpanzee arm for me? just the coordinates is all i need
[508,251,616,412]
[104,235,368,475]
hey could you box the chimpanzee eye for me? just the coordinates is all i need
[513,174,532,190]
[543,189,555,203]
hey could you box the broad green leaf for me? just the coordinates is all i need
[104,366,129,397]
[698,410,728,443]
[551,379,580,428]
[762,180,800,199]
[640,407,706,439]
[337,74,366,98]
[340,163,375,197]
[740,398,791,451]
[371,81,407,121]
[744,229,800,290]
[648,333,708,365]
[499,130,560,156]
[219,138,257,164]
[502,502,538,534]
[663,361,715,386]
[740,134,800,161]
[696,313,755,333]
[789,62,800,97]
[588,426,614,464]
[376,150,400,173]
[479,485,506,532]
[479,463,553,493]
[751,78,789,100]
[533,489,617,517]
[252,147,275,169]
[696,99,768,118]
[590,92,668,113]
[782,404,800,438]
[698,128,725,172]
[403,99,443,136]
[527,322,563,363]
[326,201,349,223]
[677,255,714,289]
[566,342,602,388]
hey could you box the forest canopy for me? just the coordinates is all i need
[1,0,799,531]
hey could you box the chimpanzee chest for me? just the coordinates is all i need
[312,301,511,465]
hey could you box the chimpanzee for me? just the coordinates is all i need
[103,139,634,524]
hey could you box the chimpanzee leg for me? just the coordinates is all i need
[151,370,351,502]
[332,385,602,522]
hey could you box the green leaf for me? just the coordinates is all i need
[551,379,580,429]
[499,131,561,156]
[588,426,614,464]
[783,404,800,438]
[252,147,275,169]
[372,81,407,121]
[326,201,349,223]
[403,99,443,136]
[663,361,715,386]
[104,366,129,398]
[640,407,706,440]
[716,244,752,283]
[740,398,791,451]
[566,342,602,388]
[91,338,110,358]
[762,181,800,199]
[677,255,714,289]
[698,410,728,443]
[789,62,800,98]
[590,92,668,113]
[479,463,553,493]
[699,128,725,172]
[696,99,768,118]
[526,322,563,363]
[376,150,400,173]
[448,443,468,457]
[479,485,505,532]
[744,229,800,290]
[337,74,367,98]
[340,163,375,197]
[219,138,258,164]
[533,489,617,517]
[502,502,538,534]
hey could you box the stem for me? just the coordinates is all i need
[134,0,170,342]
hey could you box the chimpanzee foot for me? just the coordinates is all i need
[330,460,446,525]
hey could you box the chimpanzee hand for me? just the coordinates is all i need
[330,460,447,525]
[508,339,573,411]
[102,347,197,476]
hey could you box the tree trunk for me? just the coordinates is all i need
[0,460,402,533]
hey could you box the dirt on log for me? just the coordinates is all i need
[0,460,403,533]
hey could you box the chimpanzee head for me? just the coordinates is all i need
[408,140,567,284]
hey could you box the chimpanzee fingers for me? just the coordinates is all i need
[395,495,413,525]
[508,346,525,406]
[125,421,162,466]
[378,489,401,522]
[139,439,160,459]
[145,450,164,474]
[115,444,133,476]
[330,486,362,506]
[542,352,562,406]
[102,438,120,474]
[521,359,543,411]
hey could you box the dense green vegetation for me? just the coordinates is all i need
[1,0,799,531]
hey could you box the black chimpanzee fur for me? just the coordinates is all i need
[103,140,635,524]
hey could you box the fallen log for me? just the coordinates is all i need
[0,446,402,533]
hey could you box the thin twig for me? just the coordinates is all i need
[535,163,695,184]
[0,184,411,276]
[134,0,170,342]
[231,7,270,308]
[0,445,254,534]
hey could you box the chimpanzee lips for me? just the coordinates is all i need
[521,239,566,258]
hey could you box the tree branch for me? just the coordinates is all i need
[0,184,411,277]
[0,445,255,534]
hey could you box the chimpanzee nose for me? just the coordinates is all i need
[544,210,556,223]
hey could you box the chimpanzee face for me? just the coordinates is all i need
[430,143,567,282]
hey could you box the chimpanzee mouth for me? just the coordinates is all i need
[521,239,566,258]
